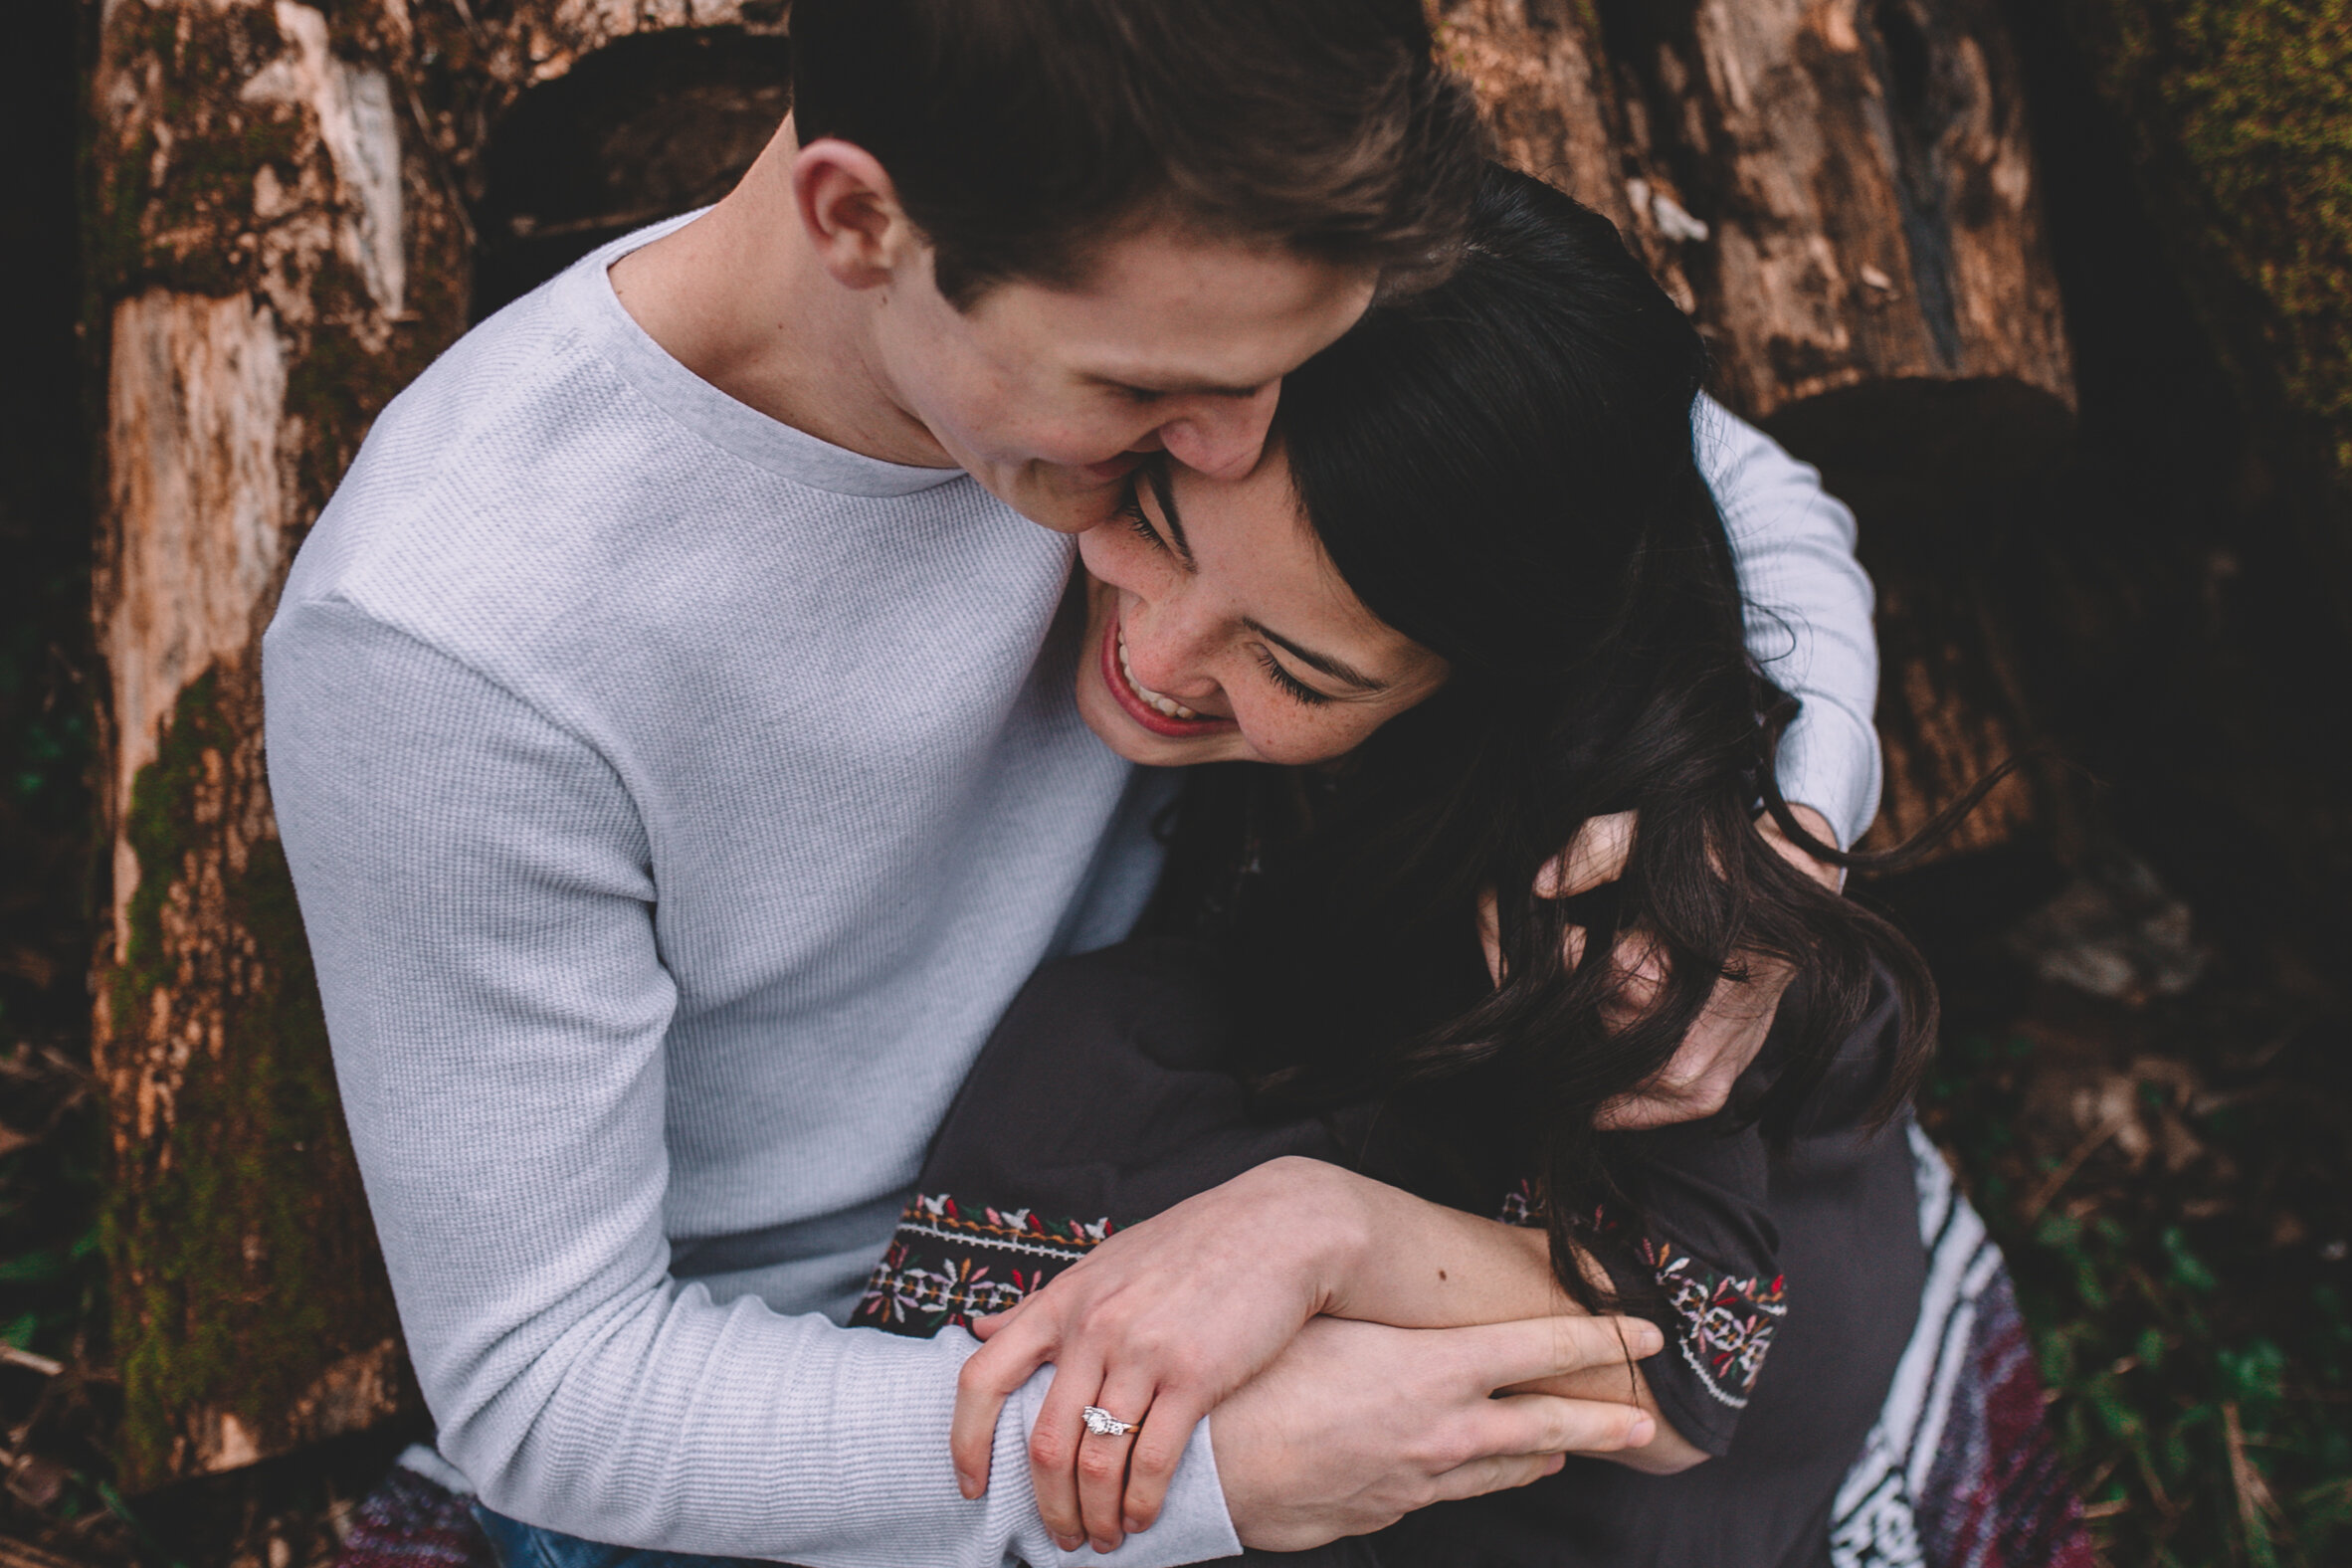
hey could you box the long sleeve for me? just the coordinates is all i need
[263,596,1236,1568]
[1699,396,1883,850]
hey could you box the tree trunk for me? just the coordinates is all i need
[1438,0,2074,858]
[92,0,2088,1488]
[87,0,786,1490]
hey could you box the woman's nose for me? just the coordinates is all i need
[1120,611,1223,702]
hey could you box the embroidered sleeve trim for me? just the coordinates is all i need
[1490,1182,1786,1410]
[856,1192,1116,1334]
[1645,1237,1788,1409]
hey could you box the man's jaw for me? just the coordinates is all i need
[977,458,1140,533]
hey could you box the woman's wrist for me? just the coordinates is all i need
[1244,1155,1382,1315]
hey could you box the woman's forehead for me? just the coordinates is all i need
[1164,455,1433,672]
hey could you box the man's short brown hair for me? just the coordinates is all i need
[789,0,1485,306]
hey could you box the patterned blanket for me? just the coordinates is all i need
[331,1133,2093,1568]
[1828,1127,2093,1568]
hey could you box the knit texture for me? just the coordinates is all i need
[266,214,1879,1566]
[266,216,1211,1568]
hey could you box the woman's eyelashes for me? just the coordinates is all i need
[1118,497,1166,553]
[1114,492,1327,708]
[1255,649,1331,706]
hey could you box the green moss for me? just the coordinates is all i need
[2069,1,2352,481]
[282,257,464,525]
[92,0,304,297]
[105,669,402,1488]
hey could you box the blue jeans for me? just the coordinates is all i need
[473,1504,788,1568]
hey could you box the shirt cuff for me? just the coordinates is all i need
[1014,1372,1241,1568]
[1774,701,1883,854]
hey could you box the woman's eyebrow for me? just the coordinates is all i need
[1244,619,1387,692]
[1141,464,1196,565]
[1145,466,1387,693]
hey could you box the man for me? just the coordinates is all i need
[264,3,1882,1564]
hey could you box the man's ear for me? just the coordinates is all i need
[792,137,923,293]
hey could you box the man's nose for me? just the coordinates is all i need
[1154,384,1280,481]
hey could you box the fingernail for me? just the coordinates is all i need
[1123,1516,1145,1535]
[1091,1537,1117,1554]
[1635,1324,1665,1356]
[1628,1415,1656,1447]
[955,1471,976,1498]
[1056,1535,1082,1553]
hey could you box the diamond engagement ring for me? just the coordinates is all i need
[1081,1405,1143,1438]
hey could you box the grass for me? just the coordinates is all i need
[1919,964,2352,1565]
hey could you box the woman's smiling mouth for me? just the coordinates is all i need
[1098,613,1235,738]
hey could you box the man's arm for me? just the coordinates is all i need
[1568,400,1878,1125]
[952,1157,1694,1552]
[264,596,1237,1568]
[1700,394,1881,852]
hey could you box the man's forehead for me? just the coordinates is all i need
[980,228,1377,380]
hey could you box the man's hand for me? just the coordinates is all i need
[950,1157,1366,1552]
[1476,805,1845,1129]
[1213,1314,1663,1553]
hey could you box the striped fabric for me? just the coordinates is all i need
[1830,1128,2096,1568]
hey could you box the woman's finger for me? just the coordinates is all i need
[1117,1388,1206,1536]
[950,1308,1059,1497]
[1027,1356,1108,1551]
[1075,1371,1158,1551]
[969,1293,1032,1342]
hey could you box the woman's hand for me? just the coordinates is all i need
[949,1156,1371,1552]
[1212,1314,1664,1552]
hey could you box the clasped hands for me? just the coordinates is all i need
[951,806,1844,1554]
[951,1157,1665,1556]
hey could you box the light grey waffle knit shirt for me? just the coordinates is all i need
[263,216,1879,1568]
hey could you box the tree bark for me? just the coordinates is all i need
[1438,0,2073,857]
[87,0,785,1490]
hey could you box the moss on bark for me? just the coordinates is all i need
[2064,2,2352,533]
[104,666,405,1488]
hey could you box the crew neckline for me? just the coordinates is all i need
[555,210,969,499]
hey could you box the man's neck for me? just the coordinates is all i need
[607,127,955,470]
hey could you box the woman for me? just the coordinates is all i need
[859,164,1971,1565]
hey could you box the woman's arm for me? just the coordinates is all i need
[1317,1162,1710,1476]
[950,1155,1702,1552]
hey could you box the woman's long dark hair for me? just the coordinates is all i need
[1169,163,1961,1309]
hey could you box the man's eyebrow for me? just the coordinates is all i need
[1244,620,1388,693]
[1086,373,1270,400]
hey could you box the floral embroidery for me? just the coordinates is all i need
[1493,1182,1787,1410]
[1644,1237,1787,1409]
[857,1193,1116,1333]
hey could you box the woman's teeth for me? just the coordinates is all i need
[1116,632,1200,720]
